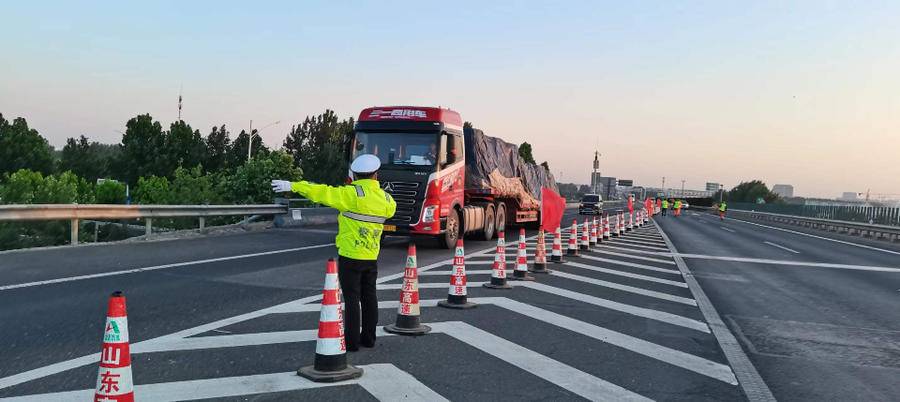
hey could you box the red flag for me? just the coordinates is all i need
[627,195,634,213]
[541,187,566,232]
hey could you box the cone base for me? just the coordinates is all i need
[509,273,535,281]
[566,249,579,256]
[438,300,478,309]
[529,263,552,273]
[298,364,363,383]
[549,255,564,263]
[579,245,590,251]
[483,282,512,289]
[384,323,431,336]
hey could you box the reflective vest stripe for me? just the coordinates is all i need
[355,185,365,197]
[342,211,387,224]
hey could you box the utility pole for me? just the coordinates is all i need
[247,120,281,162]
[719,184,724,203]
[662,177,666,197]
[177,85,183,122]
[681,179,685,198]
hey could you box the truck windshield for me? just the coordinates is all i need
[353,131,439,169]
[582,195,600,203]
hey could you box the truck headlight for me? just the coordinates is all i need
[422,205,438,223]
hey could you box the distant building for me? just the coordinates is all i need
[840,192,860,201]
[705,182,721,192]
[772,184,794,198]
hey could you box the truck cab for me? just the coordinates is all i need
[579,193,603,215]
[351,106,466,247]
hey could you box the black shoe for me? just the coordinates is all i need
[361,341,375,348]
[347,345,359,352]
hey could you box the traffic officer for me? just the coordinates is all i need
[271,154,396,351]
[719,201,728,220]
[661,198,669,216]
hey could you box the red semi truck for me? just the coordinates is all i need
[350,106,557,248]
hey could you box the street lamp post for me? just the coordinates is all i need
[719,184,724,202]
[681,180,685,198]
[247,120,281,162]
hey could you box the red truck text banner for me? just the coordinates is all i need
[358,107,463,127]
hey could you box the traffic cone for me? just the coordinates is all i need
[603,212,611,240]
[589,217,598,246]
[385,243,431,335]
[299,259,363,382]
[511,228,535,281]
[439,239,477,309]
[580,220,590,251]
[483,231,512,289]
[550,226,564,263]
[566,220,579,256]
[530,226,551,273]
[95,291,134,402]
[617,211,625,236]
[627,212,634,231]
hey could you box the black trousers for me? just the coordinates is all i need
[337,256,379,348]
[662,208,668,216]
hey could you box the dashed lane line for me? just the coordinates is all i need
[579,254,682,274]
[763,241,800,254]
[727,215,900,256]
[720,227,736,233]
[586,249,677,265]
[564,262,689,288]
[549,270,698,306]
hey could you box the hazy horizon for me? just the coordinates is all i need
[2,1,899,198]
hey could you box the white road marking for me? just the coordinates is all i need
[654,220,775,401]
[431,321,651,401]
[475,297,737,384]
[565,261,689,288]
[729,216,900,256]
[763,241,800,254]
[516,282,710,333]
[579,255,682,275]
[607,239,670,250]
[0,364,445,402]
[588,249,677,265]
[720,227,736,233]
[0,243,337,291]
[378,282,488,290]
[550,270,697,306]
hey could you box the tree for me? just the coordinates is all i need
[283,110,352,185]
[0,114,55,176]
[227,130,269,170]
[518,142,535,164]
[204,125,230,173]
[463,121,474,130]
[540,161,550,171]
[59,135,120,182]
[224,151,301,204]
[171,166,221,205]
[133,176,172,204]
[162,121,206,175]
[726,180,780,204]
[119,114,165,184]
[95,180,127,204]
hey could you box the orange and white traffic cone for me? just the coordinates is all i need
[385,243,431,335]
[627,212,634,231]
[580,220,590,251]
[483,231,512,289]
[617,211,625,236]
[603,212,611,240]
[511,228,535,281]
[550,226,564,263]
[589,217,598,246]
[299,259,363,382]
[438,239,477,309]
[95,291,134,402]
[566,220,579,256]
[530,226,551,273]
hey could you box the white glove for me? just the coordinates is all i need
[271,180,293,193]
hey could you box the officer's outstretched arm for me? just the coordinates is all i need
[384,193,397,218]
[290,181,356,212]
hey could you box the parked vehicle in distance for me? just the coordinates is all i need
[579,194,603,215]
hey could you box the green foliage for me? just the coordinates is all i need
[726,180,780,204]
[518,142,536,164]
[59,135,121,182]
[134,176,172,204]
[119,114,165,184]
[164,121,207,175]
[204,125,230,173]
[171,166,222,205]
[463,121,474,130]
[227,130,270,170]
[540,161,550,171]
[96,180,127,204]
[225,151,301,204]
[0,114,55,176]
[283,110,352,186]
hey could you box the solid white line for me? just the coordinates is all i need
[654,220,774,400]
[729,216,900,256]
[588,249,677,265]
[378,282,487,290]
[0,364,444,402]
[579,255,682,275]
[550,271,697,306]
[719,227,736,233]
[431,321,650,401]
[516,282,710,333]
[0,243,336,291]
[474,298,737,384]
[564,262,689,288]
[763,241,800,254]
[418,269,493,276]
[673,253,900,273]
[607,238,670,249]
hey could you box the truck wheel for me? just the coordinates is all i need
[481,205,496,241]
[440,210,460,249]
[495,203,506,236]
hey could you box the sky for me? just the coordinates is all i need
[2,1,899,198]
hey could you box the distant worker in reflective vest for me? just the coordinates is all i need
[645,197,653,218]
[719,201,728,220]
[627,194,635,216]
[661,198,669,216]
[674,199,682,217]
[656,198,662,215]
[271,154,396,351]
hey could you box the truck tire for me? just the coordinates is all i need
[495,203,506,236]
[481,205,496,241]
[440,209,460,249]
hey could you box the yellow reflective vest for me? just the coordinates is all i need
[662,200,669,208]
[719,202,727,212]
[291,179,396,261]
[675,200,682,209]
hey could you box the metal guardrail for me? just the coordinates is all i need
[702,207,900,242]
[729,202,900,227]
[0,204,289,245]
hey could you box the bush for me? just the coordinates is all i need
[171,166,222,205]
[134,176,172,204]
[224,151,302,204]
[96,180,127,204]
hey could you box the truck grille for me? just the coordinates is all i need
[383,181,423,224]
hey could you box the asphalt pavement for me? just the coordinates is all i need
[0,208,758,401]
